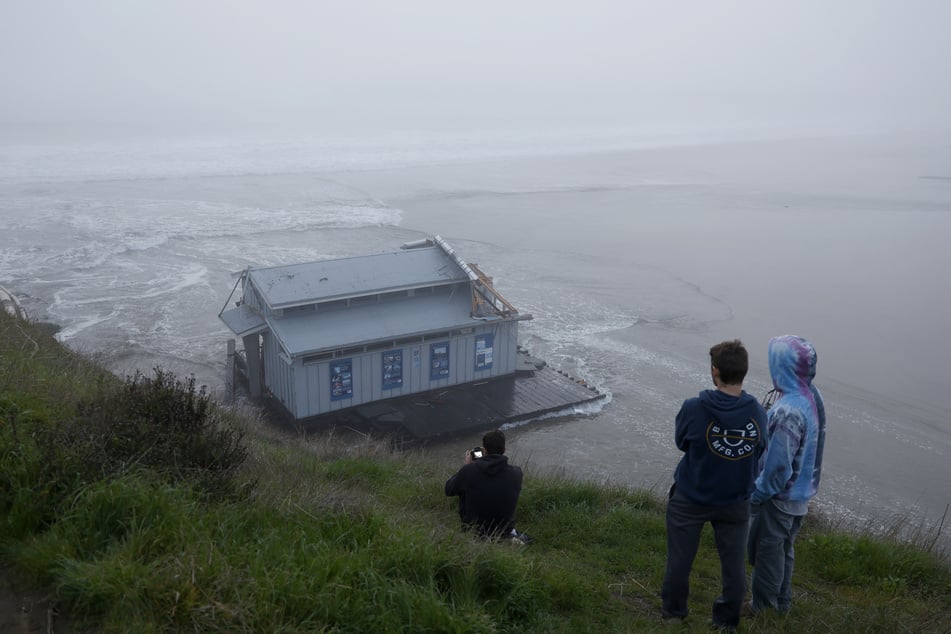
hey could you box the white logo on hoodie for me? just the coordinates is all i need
[706,419,760,461]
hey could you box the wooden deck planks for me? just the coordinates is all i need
[297,364,605,441]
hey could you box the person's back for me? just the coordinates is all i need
[748,335,826,614]
[752,336,826,512]
[445,429,523,538]
[674,388,765,506]
[662,339,767,631]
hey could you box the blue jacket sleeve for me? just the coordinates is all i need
[752,407,805,504]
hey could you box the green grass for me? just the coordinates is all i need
[2,310,950,632]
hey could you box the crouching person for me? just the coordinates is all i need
[445,428,523,540]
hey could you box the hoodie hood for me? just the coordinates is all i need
[476,453,510,476]
[698,388,759,413]
[752,334,826,510]
[769,335,817,395]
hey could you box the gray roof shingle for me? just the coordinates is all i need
[248,246,468,309]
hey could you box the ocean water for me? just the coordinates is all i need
[1,131,949,542]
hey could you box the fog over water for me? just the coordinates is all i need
[4,1,951,137]
[2,1,951,543]
[2,134,950,547]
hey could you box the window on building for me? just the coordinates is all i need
[382,349,403,389]
[348,295,377,307]
[283,304,314,316]
[379,291,407,303]
[430,342,450,381]
[475,333,494,371]
[317,299,348,312]
[303,352,334,365]
[330,359,353,401]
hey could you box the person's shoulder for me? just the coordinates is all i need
[743,392,768,415]
[678,393,706,414]
[681,393,703,407]
[768,399,809,429]
[452,462,481,477]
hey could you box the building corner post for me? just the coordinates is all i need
[242,333,262,398]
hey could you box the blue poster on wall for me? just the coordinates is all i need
[475,333,494,370]
[430,342,450,381]
[330,359,353,400]
[382,350,403,389]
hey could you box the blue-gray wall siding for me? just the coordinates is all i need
[262,330,295,415]
[259,321,518,419]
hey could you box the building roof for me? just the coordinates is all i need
[219,303,267,337]
[219,237,529,354]
[247,246,468,309]
[269,288,499,357]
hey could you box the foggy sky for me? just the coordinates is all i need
[2,1,950,137]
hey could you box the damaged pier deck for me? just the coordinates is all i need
[241,352,605,441]
[348,363,604,440]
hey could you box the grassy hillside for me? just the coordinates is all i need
[1,310,949,633]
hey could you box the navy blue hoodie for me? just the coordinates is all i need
[673,389,767,506]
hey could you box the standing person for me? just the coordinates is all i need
[661,340,767,631]
[748,335,826,614]
[445,428,523,539]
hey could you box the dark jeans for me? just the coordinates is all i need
[661,490,751,628]
[748,499,804,612]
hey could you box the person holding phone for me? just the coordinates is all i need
[445,428,523,539]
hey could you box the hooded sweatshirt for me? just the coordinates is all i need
[751,335,826,515]
[445,453,523,536]
[673,388,767,506]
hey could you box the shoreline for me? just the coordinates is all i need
[1,303,947,552]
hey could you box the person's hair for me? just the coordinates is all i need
[709,339,748,385]
[482,429,506,455]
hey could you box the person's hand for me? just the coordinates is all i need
[464,449,474,465]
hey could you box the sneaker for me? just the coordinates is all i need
[710,621,737,633]
[506,530,533,546]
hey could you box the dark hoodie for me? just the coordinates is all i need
[673,389,767,506]
[445,453,523,536]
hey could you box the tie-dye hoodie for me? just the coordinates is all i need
[751,335,827,515]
